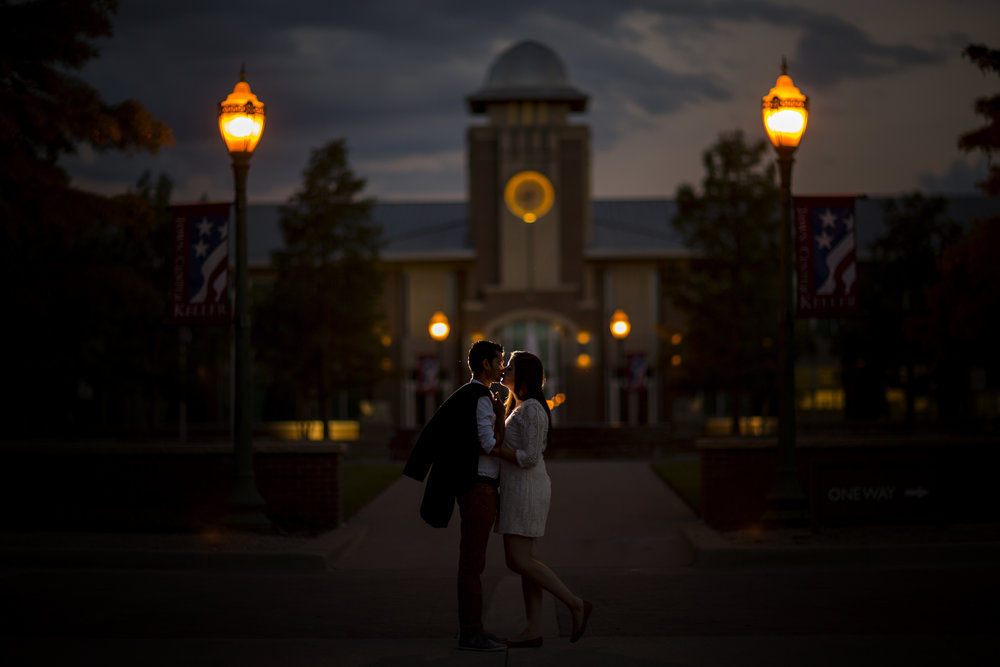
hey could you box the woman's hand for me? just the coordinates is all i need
[491,392,505,420]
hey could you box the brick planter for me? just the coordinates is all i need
[1,440,346,533]
[698,435,999,531]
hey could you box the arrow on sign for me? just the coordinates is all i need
[904,487,929,499]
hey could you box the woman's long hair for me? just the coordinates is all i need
[504,351,552,445]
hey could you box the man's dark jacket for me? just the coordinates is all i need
[402,382,492,528]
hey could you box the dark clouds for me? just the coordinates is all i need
[920,156,989,194]
[61,0,992,201]
[792,15,943,85]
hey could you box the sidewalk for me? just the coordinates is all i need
[3,460,998,666]
[2,460,997,572]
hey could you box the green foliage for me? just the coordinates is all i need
[342,462,404,521]
[253,140,385,427]
[651,459,701,516]
[669,130,781,422]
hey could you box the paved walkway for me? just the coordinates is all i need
[2,460,998,665]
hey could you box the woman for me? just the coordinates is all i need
[491,350,592,647]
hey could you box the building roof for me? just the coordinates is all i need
[467,40,588,113]
[590,199,688,259]
[246,195,1000,267]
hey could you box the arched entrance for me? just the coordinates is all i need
[492,317,566,417]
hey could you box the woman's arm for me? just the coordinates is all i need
[492,441,519,464]
[491,401,545,468]
[490,401,518,464]
[512,401,546,468]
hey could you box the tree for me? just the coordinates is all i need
[76,172,182,432]
[835,193,961,425]
[912,43,1000,426]
[836,45,1000,429]
[669,130,781,432]
[253,140,385,438]
[958,44,1000,196]
[0,0,174,436]
[922,218,1000,423]
[0,0,172,227]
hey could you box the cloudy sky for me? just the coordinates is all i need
[62,0,999,204]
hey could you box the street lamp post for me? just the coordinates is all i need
[427,311,451,413]
[761,59,809,525]
[218,66,268,530]
[609,310,630,423]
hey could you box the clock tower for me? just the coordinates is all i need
[466,40,591,297]
[463,40,601,421]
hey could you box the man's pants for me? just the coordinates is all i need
[457,481,498,639]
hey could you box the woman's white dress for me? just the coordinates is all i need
[496,399,551,537]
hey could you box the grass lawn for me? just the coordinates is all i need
[342,462,404,521]
[651,458,702,516]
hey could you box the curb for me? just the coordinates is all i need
[0,548,329,571]
[678,520,1000,568]
[0,524,367,572]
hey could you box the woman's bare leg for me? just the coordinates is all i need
[504,534,585,633]
[521,576,544,637]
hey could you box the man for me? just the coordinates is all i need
[403,339,507,652]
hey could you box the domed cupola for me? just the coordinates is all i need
[468,40,588,113]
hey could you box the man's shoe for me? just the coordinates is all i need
[458,635,506,652]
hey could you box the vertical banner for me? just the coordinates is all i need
[794,196,858,318]
[170,202,232,325]
[417,355,440,395]
[626,353,648,390]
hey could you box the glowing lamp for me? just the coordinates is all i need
[218,66,266,155]
[761,59,807,153]
[609,310,630,340]
[429,311,450,341]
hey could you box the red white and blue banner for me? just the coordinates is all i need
[416,355,440,395]
[626,353,649,390]
[794,196,858,318]
[170,203,231,325]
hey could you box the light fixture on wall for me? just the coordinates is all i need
[428,311,450,342]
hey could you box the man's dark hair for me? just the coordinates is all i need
[468,339,503,378]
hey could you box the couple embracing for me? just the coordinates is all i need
[403,340,593,652]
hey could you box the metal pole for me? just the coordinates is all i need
[228,152,268,530]
[764,149,808,525]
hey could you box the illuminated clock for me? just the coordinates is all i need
[504,170,554,223]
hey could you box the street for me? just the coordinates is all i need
[1,461,995,666]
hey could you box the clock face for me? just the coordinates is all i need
[504,171,554,223]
